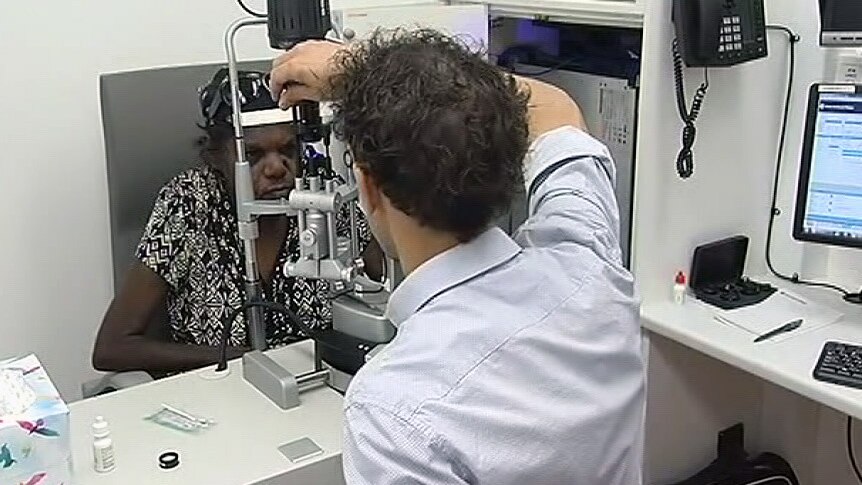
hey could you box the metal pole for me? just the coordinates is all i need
[314,340,324,371]
[225,18,269,351]
[348,203,359,260]
[296,369,331,391]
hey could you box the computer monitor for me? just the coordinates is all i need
[793,84,862,250]
[819,0,862,46]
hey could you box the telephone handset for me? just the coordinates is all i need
[670,0,769,178]
[673,0,768,67]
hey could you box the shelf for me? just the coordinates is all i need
[457,0,644,29]
[641,278,862,421]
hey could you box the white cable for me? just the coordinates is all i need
[745,476,792,485]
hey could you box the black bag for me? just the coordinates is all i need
[669,424,799,485]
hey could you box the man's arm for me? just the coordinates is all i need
[515,77,623,263]
[343,402,467,485]
[516,76,587,140]
[92,263,247,373]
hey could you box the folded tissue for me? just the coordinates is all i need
[0,355,71,485]
[0,369,37,416]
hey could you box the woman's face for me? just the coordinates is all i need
[223,124,301,199]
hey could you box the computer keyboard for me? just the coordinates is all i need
[813,341,862,390]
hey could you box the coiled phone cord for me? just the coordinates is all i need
[672,38,710,179]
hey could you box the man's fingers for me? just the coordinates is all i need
[278,85,319,109]
[271,41,315,68]
[270,40,339,104]
[270,41,322,98]
[269,59,294,101]
[270,59,318,102]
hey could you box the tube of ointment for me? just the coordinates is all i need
[144,405,215,433]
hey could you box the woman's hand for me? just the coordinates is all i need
[270,40,344,108]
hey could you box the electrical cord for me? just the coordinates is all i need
[217,300,317,371]
[849,416,862,483]
[237,0,267,18]
[672,38,709,179]
[762,25,859,301]
[746,478,792,485]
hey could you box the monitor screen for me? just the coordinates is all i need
[793,84,862,249]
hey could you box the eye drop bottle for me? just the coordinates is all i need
[674,271,687,305]
[92,416,116,473]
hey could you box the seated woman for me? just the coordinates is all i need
[93,69,379,375]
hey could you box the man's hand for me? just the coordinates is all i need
[270,40,343,109]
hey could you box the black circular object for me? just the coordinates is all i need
[159,451,180,470]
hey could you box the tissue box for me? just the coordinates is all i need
[0,355,71,485]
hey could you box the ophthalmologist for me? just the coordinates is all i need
[270,29,645,484]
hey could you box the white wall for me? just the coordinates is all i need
[0,0,421,401]
[633,0,860,303]
[633,0,836,302]
[635,0,862,482]
[0,0,266,401]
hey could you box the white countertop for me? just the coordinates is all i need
[69,341,345,485]
[642,278,862,420]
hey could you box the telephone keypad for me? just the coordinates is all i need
[718,15,742,53]
[718,15,745,57]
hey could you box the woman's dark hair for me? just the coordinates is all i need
[330,29,529,242]
[196,68,285,175]
[196,123,234,174]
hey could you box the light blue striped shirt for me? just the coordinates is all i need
[343,127,645,485]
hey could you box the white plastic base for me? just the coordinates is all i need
[198,366,232,381]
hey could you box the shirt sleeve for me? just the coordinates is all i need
[343,402,468,485]
[135,180,195,289]
[516,126,623,265]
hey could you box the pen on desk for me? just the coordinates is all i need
[713,315,750,334]
[753,319,804,343]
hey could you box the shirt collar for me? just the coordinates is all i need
[385,227,522,327]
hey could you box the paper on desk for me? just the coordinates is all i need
[714,290,843,342]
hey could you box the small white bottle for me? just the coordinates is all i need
[92,416,116,473]
[674,271,687,305]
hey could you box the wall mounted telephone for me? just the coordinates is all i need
[670,0,769,178]
[672,0,768,67]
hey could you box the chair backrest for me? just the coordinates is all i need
[101,60,270,292]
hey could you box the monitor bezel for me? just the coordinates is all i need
[819,0,862,46]
[792,83,862,250]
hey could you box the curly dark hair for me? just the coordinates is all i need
[330,29,529,242]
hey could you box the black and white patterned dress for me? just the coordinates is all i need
[136,165,369,348]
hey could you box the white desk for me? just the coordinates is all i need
[642,278,862,421]
[69,341,346,485]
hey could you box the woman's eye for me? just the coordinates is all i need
[245,150,262,162]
